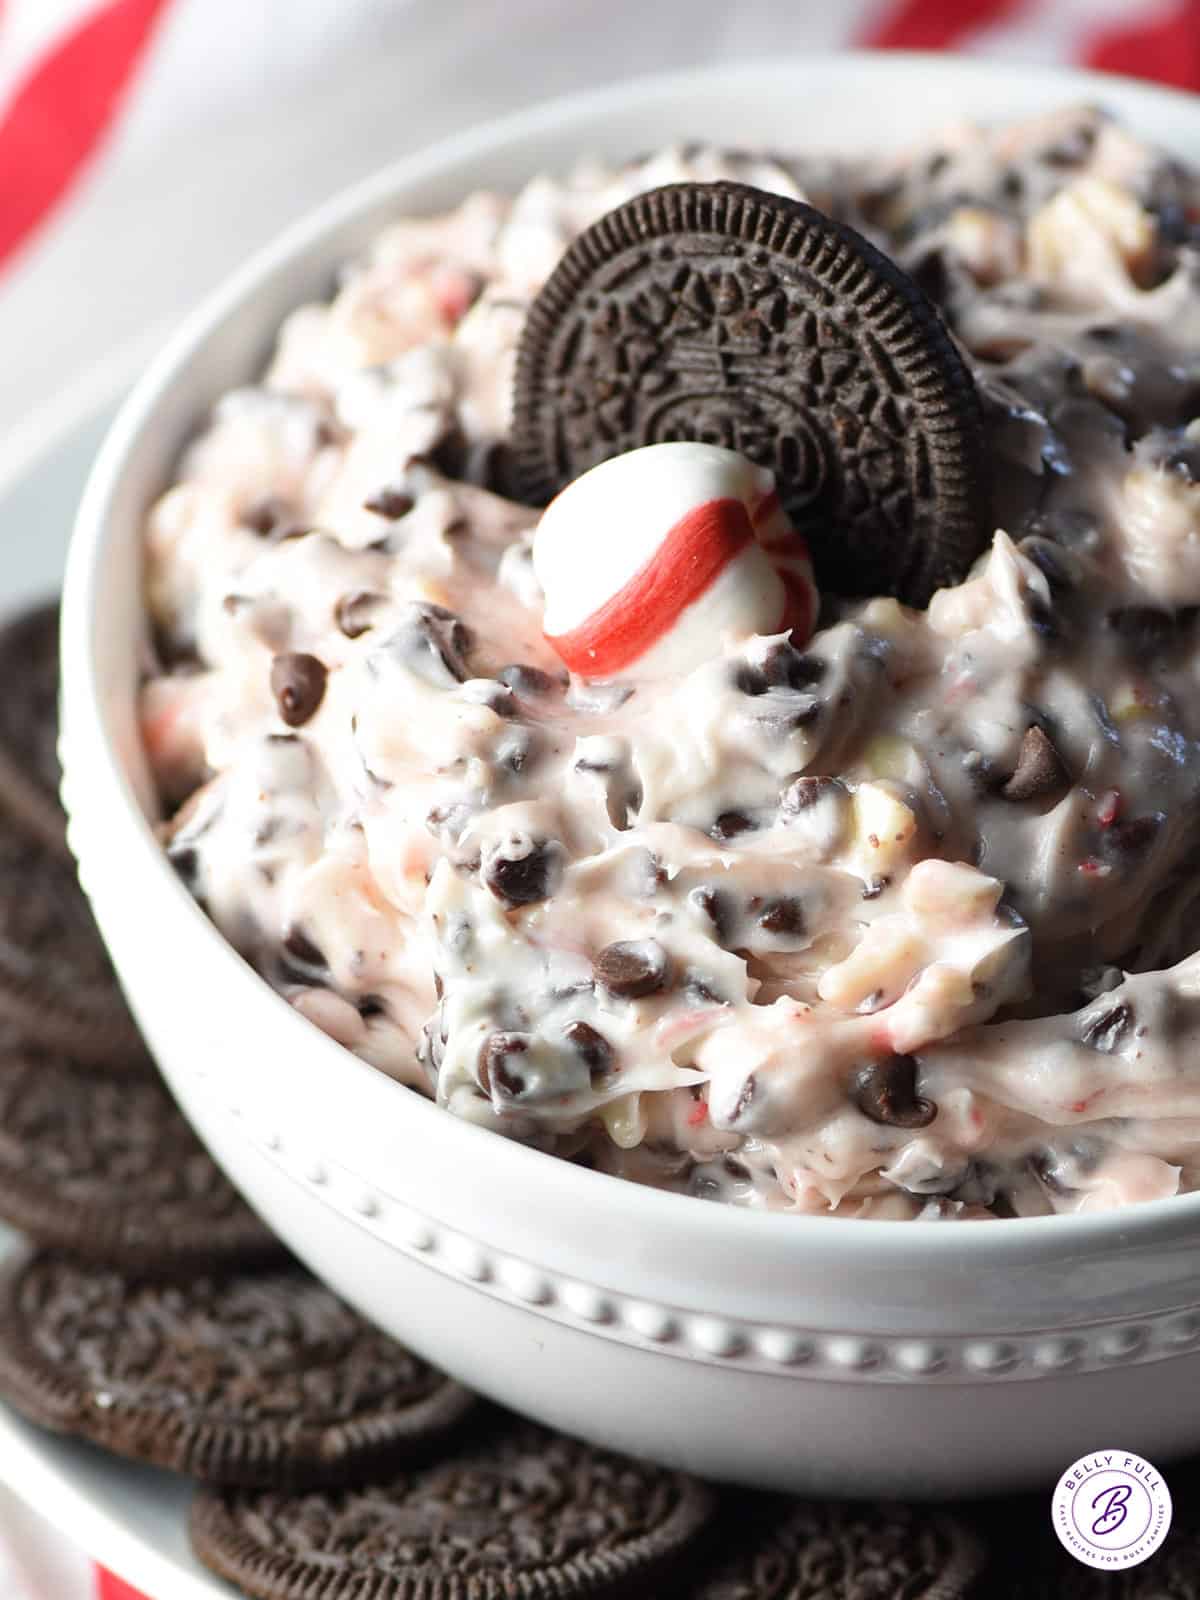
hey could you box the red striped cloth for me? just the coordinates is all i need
[96,1570,147,1600]
[0,0,1196,282]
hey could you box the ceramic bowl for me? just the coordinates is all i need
[59,54,1200,1498]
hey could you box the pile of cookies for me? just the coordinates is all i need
[0,595,1168,1599]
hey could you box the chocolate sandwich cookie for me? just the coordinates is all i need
[687,1495,984,1600]
[191,1415,714,1599]
[0,1039,282,1273]
[514,182,988,606]
[0,1251,474,1488]
[0,817,146,1065]
[0,600,70,857]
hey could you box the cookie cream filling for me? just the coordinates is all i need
[144,109,1200,1218]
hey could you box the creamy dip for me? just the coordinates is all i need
[143,107,1200,1218]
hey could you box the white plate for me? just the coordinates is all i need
[0,380,233,1596]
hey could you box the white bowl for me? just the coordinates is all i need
[60,54,1200,1498]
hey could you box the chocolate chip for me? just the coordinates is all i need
[270,652,328,727]
[1166,440,1200,482]
[780,775,840,813]
[497,663,561,698]
[283,927,327,972]
[1106,606,1178,660]
[734,646,825,698]
[1101,813,1164,860]
[690,885,732,944]
[336,590,385,639]
[999,724,1070,803]
[761,641,826,690]
[711,810,756,842]
[1079,998,1134,1054]
[483,839,564,907]
[241,495,295,537]
[1031,1136,1104,1195]
[362,487,415,520]
[851,1055,936,1128]
[593,940,669,999]
[562,1020,614,1087]
[168,845,199,889]
[733,663,770,696]
[1041,121,1097,167]
[755,897,806,937]
[478,1032,529,1100]
[684,971,724,1005]
[388,603,472,688]
[1018,536,1075,593]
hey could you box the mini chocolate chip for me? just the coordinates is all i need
[363,487,415,520]
[1031,1136,1104,1195]
[999,724,1070,803]
[1000,168,1024,201]
[497,663,560,698]
[478,1032,529,1100]
[1106,606,1177,660]
[389,603,472,687]
[241,495,295,536]
[483,839,564,907]
[1166,441,1200,482]
[1102,813,1164,859]
[336,590,385,639]
[283,926,327,971]
[711,810,755,842]
[755,897,806,937]
[593,940,669,999]
[169,845,199,887]
[733,663,769,696]
[498,728,537,774]
[1042,122,1097,167]
[562,1020,614,1086]
[851,1055,936,1129]
[1018,536,1074,593]
[690,885,732,944]
[270,652,328,727]
[684,971,724,1005]
[780,775,840,813]
[759,641,826,690]
[1079,999,1133,1054]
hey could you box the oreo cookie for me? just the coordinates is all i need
[0,1251,474,1488]
[0,1038,281,1273]
[514,182,988,605]
[687,1495,983,1599]
[0,601,71,857]
[0,818,145,1065]
[191,1415,713,1599]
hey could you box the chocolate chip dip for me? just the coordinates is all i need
[144,108,1200,1218]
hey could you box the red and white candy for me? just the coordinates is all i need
[532,443,818,678]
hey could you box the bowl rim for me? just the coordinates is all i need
[61,49,1200,1267]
